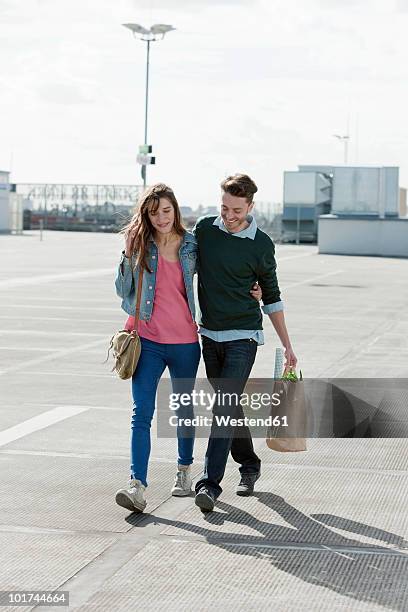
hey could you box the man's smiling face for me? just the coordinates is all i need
[220,192,254,233]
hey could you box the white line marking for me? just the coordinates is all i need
[0,449,204,464]
[0,330,107,337]
[0,304,118,312]
[0,449,97,459]
[321,545,355,560]
[0,403,128,412]
[31,404,128,410]
[5,370,115,379]
[0,316,120,323]
[278,252,316,262]
[179,539,404,556]
[0,370,173,379]
[0,338,108,376]
[0,268,114,289]
[329,319,396,378]
[0,406,90,447]
[0,346,57,352]
[0,296,116,303]
[0,346,108,353]
[236,461,408,477]
[282,270,343,291]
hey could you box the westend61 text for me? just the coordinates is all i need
[168,415,288,427]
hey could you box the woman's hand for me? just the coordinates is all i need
[250,282,262,302]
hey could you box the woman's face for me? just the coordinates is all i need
[148,197,175,235]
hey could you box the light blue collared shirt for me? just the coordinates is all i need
[199,215,284,346]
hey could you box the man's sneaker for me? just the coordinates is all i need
[195,486,215,513]
[236,472,260,496]
[171,465,193,497]
[115,479,147,513]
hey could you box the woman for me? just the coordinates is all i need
[114,183,261,513]
[114,183,200,513]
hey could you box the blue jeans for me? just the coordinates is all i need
[195,336,261,498]
[130,337,201,487]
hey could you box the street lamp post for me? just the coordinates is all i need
[122,23,175,189]
[144,38,150,149]
[333,134,350,165]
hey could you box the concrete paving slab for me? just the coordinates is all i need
[0,406,132,455]
[0,404,60,430]
[1,232,408,611]
[0,371,126,406]
[0,453,201,532]
[0,531,116,597]
[73,538,406,612]
[260,438,408,472]
[1,404,208,462]
[160,457,408,546]
[0,330,109,348]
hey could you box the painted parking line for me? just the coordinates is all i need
[0,347,107,356]
[6,370,114,379]
[0,304,118,312]
[0,406,90,448]
[282,270,343,291]
[0,449,204,465]
[0,316,119,323]
[0,338,108,376]
[0,296,116,303]
[0,330,107,337]
[0,346,58,352]
[27,403,129,412]
[0,448,97,459]
[278,252,316,262]
[0,268,114,289]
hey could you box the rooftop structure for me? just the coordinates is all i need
[282,165,401,244]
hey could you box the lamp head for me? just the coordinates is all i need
[122,23,151,35]
[122,22,175,41]
[150,24,176,35]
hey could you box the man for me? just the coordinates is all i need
[194,173,297,513]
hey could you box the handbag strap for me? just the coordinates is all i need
[133,263,144,332]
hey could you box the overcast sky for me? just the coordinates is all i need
[1,0,407,207]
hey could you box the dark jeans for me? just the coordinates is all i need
[195,336,261,498]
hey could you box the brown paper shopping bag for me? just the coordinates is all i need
[266,372,307,452]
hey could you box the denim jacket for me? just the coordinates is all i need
[115,231,197,321]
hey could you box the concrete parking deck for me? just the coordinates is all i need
[0,230,407,611]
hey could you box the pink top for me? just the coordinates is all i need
[125,254,198,344]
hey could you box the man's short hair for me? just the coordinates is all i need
[221,174,258,203]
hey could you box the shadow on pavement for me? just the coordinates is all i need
[126,492,408,610]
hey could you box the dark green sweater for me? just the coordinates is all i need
[195,216,281,330]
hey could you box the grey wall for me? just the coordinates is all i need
[0,171,11,233]
[318,215,408,257]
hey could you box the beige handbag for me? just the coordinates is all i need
[105,267,144,380]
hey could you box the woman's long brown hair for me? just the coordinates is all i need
[120,183,186,273]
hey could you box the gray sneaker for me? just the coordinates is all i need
[236,472,260,496]
[115,479,147,513]
[195,486,216,513]
[171,465,193,497]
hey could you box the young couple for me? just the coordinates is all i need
[114,173,297,514]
